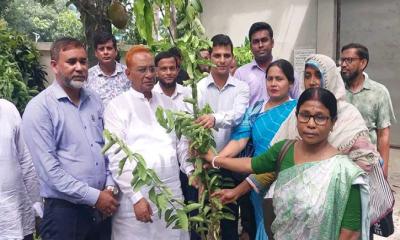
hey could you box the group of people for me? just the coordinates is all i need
[0,21,395,240]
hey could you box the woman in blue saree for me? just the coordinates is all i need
[218,59,297,240]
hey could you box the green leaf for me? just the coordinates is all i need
[163,0,171,27]
[164,208,174,222]
[222,212,236,221]
[133,179,146,192]
[156,193,168,209]
[148,186,157,204]
[189,215,204,222]
[184,203,202,213]
[190,0,203,12]
[166,214,178,228]
[156,107,168,129]
[176,209,189,230]
[118,156,128,175]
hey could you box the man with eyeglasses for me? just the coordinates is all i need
[103,45,193,240]
[234,22,300,107]
[340,43,396,180]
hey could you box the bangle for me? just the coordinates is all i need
[212,155,220,169]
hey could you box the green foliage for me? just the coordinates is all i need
[0,24,47,112]
[132,1,235,239]
[102,130,190,231]
[234,37,253,67]
[3,0,84,41]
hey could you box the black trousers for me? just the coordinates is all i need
[40,198,111,240]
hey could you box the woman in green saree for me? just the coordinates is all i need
[203,87,370,240]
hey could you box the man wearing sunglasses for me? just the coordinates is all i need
[340,43,396,180]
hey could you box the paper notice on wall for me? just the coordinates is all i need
[294,49,316,73]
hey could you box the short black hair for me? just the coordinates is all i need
[50,37,85,61]
[210,34,233,54]
[341,43,369,63]
[155,51,178,67]
[168,47,182,60]
[93,31,117,50]
[266,59,295,84]
[249,22,273,41]
[296,88,338,120]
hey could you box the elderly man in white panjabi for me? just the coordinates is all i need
[104,45,193,240]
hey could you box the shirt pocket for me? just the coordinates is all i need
[89,112,105,144]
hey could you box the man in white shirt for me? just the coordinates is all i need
[153,51,192,112]
[196,34,250,240]
[104,45,193,240]
[153,50,199,240]
[0,99,41,240]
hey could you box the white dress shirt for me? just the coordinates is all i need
[104,88,191,240]
[197,74,250,151]
[0,99,40,239]
[153,82,193,113]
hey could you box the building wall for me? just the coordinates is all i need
[201,0,336,61]
[340,0,400,146]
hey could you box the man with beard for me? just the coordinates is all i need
[153,51,192,112]
[340,43,396,179]
[104,45,193,240]
[169,46,190,85]
[153,50,199,240]
[21,37,119,240]
[234,22,300,107]
[86,32,130,106]
[196,34,249,240]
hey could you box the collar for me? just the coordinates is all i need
[206,74,237,90]
[250,57,276,72]
[52,80,90,103]
[362,72,373,90]
[128,87,153,100]
[154,82,186,99]
[95,61,124,77]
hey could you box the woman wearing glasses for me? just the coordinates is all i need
[215,59,297,240]
[203,88,370,239]
[213,54,379,238]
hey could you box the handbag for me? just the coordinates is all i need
[372,211,394,237]
[369,158,394,230]
[369,160,395,237]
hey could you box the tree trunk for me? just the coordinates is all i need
[170,2,177,39]
[73,0,112,66]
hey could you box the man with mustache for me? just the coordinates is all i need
[86,32,130,106]
[21,37,118,240]
[196,34,250,240]
[234,22,300,107]
[104,45,193,240]
[340,43,396,179]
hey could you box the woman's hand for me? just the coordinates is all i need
[201,149,216,163]
[211,188,241,204]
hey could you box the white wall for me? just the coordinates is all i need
[201,0,336,61]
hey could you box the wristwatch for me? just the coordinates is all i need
[106,185,119,196]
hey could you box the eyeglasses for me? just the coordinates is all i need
[338,57,362,65]
[136,66,156,74]
[297,112,331,126]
